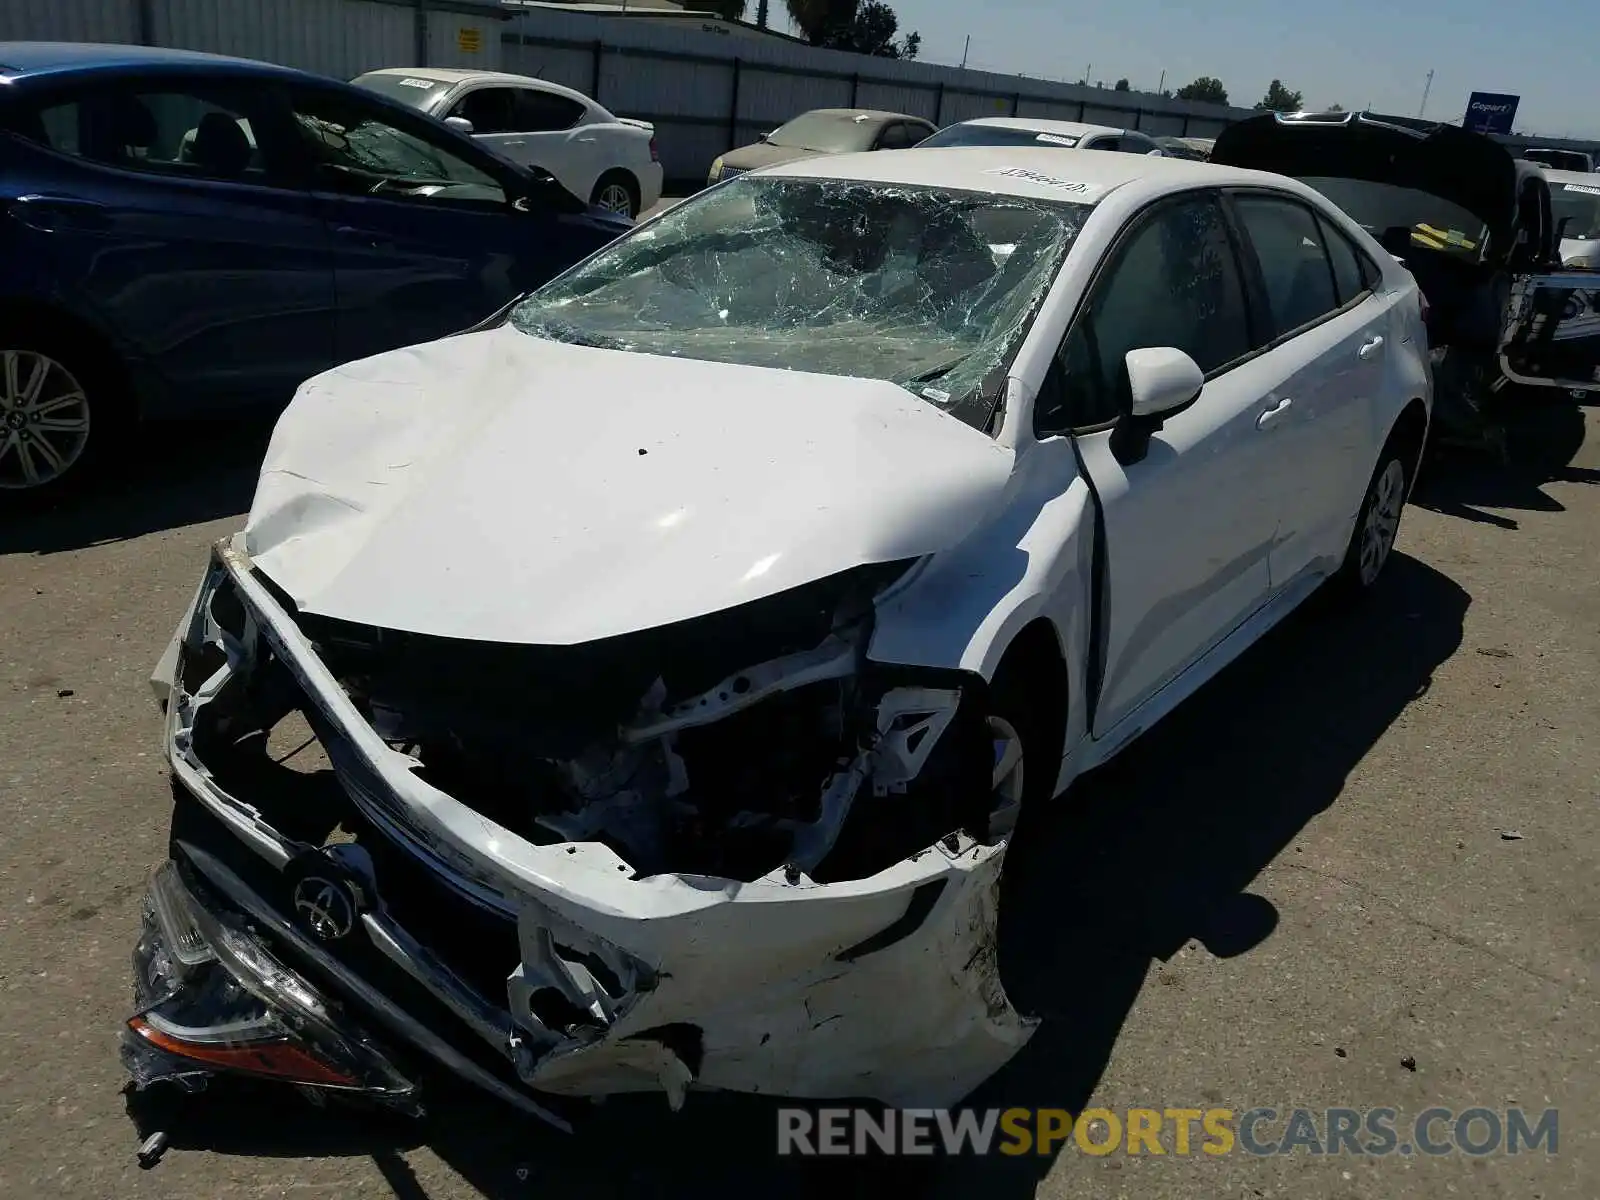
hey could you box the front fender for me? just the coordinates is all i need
[868,438,1093,684]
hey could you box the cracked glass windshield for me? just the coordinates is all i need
[510,176,1089,428]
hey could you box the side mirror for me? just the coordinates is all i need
[444,115,474,135]
[758,131,773,143]
[1127,347,1203,417]
[1112,347,1203,464]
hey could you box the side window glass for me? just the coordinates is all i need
[1317,213,1370,305]
[876,123,916,150]
[1119,133,1156,155]
[453,88,517,135]
[1234,195,1340,335]
[510,90,585,133]
[24,88,267,183]
[1044,197,1252,431]
[289,92,507,206]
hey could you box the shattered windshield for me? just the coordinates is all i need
[1297,176,1490,263]
[1554,183,1600,241]
[765,112,885,153]
[509,176,1089,428]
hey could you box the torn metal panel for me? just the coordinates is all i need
[146,537,1038,1114]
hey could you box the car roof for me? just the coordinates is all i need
[790,108,929,125]
[0,41,303,82]
[358,67,599,109]
[954,116,1125,138]
[753,144,1282,202]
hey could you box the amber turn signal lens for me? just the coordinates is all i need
[127,1016,358,1087]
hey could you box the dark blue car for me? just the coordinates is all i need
[0,42,630,496]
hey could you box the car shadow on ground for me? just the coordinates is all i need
[122,552,1468,1198]
[0,415,274,557]
[1411,389,1598,528]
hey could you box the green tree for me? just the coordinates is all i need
[1174,76,1229,106]
[1256,79,1304,112]
[786,0,918,57]
[1114,78,1130,91]
[1326,102,1346,112]
[755,0,769,26]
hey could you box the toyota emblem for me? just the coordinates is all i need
[293,875,358,941]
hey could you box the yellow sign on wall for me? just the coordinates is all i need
[457,26,483,54]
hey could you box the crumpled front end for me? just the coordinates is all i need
[138,534,1036,1119]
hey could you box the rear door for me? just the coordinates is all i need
[5,73,335,410]
[1226,190,1393,586]
[281,84,567,364]
[1037,190,1277,736]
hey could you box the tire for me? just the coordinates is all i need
[1330,439,1412,599]
[0,322,125,501]
[590,171,640,219]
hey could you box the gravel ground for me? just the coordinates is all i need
[1,396,1595,1199]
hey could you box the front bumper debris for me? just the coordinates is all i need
[132,534,1036,1120]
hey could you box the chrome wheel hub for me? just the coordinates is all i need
[596,184,633,216]
[0,349,91,490]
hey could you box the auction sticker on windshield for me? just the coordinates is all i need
[984,167,1106,199]
[1035,133,1079,147]
[1565,183,1600,196]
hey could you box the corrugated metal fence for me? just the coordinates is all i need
[4,0,1596,185]
[0,0,1248,181]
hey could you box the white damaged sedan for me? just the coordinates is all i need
[132,148,1432,1123]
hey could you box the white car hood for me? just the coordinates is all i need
[244,326,1014,645]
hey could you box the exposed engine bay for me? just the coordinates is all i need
[134,535,1035,1119]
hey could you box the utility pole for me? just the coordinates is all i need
[1418,68,1434,118]
[959,34,970,70]
[1157,69,1165,95]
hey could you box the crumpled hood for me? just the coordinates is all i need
[243,326,1014,644]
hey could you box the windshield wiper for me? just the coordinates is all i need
[902,354,972,387]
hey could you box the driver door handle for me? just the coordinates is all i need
[1358,335,1385,360]
[1256,397,1293,430]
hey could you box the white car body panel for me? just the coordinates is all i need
[243,329,1013,646]
[150,148,1432,1113]
[358,68,663,214]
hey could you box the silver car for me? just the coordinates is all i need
[1548,169,1600,269]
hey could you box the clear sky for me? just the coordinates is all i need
[829,0,1600,140]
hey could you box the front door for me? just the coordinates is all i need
[453,86,599,207]
[282,85,554,364]
[1037,191,1278,737]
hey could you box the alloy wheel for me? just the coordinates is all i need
[0,349,91,491]
[1358,459,1406,586]
[595,182,635,217]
